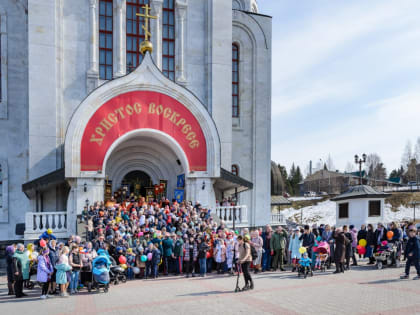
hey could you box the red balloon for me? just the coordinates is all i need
[358,247,366,255]
[119,255,127,264]
[356,245,362,251]
[206,252,211,259]
[39,239,46,247]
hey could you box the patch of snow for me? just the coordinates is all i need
[282,200,416,226]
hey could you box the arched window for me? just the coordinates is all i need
[232,44,239,117]
[232,164,239,176]
[126,0,150,73]
[99,0,113,80]
[162,0,175,80]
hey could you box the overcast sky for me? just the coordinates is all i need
[258,0,420,175]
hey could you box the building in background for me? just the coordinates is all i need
[0,0,271,241]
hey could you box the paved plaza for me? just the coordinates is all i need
[1,261,419,315]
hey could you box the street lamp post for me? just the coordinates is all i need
[409,201,420,222]
[354,154,367,185]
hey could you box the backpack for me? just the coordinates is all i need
[245,243,258,260]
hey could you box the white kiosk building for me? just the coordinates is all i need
[332,185,391,228]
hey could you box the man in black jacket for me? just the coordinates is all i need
[299,225,315,259]
[400,229,420,279]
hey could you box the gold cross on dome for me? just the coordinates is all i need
[136,4,157,41]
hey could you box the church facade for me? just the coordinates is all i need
[0,0,271,240]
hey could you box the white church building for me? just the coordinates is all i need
[0,0,271,240]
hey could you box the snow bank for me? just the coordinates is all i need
[282,200,415,226]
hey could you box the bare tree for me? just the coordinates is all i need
[414,137,420,162]
[345,161,355,173]
[401,140,413,170]
[366,153,387,180]
[326,154,335,171]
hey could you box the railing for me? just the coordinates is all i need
[271,213,286,225]
[215,205,248,227]
[24,212,69,240]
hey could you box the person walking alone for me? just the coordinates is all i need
[238,235,253,290]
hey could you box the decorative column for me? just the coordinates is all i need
[151,0,163,68]
[87,0,99,93]
[175,0,187,84]
[114,0,127,77]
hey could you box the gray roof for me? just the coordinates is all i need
[271,195,292,205]
[331,185,391,202]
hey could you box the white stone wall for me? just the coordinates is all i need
[0,1,29,240]
[232,10,271,227]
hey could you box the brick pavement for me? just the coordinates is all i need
[0,261,419,315]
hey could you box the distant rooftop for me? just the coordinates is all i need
[331,185,391,202]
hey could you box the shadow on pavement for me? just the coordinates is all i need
[177,290,231,297]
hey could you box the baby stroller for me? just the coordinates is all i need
[317,242,330,272]
[374,241,401,270]
[298,256,313,279]
[92,252,111,292]
[108,256,127,285]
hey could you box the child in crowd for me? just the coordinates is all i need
[151,243,161,278]
[136,247,146,279]
[214,238,226,274]
[126,248,136,280]
[55,246,72,298]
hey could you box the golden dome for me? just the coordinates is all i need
[140,40,153,55]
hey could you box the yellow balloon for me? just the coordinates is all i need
[359,239,367,247]
[47,228,53,235]
[120,264,127,270]
[299,247,307,254]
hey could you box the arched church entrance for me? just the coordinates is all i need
[121,170,151,198]
[104,129,188,203]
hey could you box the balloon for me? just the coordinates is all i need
[387,231,394,240]
[119,255,127,264]
[206,252,211,259]
[299,247,306,254]
[139,232,144,236]
[47,228,53,235]
[147,253,153,261]
[120,264,127,270]
[316,236,322,242]
[358,247,366,255]
[132,267,140,274]
[39,239,46,248]
[141,255,147,262]
[31,251,39,259]
[356,245,362,251]
[358,239,367,247]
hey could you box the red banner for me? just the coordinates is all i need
[80,91,207,171]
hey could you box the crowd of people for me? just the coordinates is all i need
[5,197,420,299]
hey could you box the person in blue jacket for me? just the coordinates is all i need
[400,228,420,280]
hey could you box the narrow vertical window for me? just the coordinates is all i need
[232,44,239,117]
[162,0,175,80]
[0,10,8,118]
[0,164,2,209]
[99,0,113,80]
[232,164,239,176]
[126,0,150,73]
